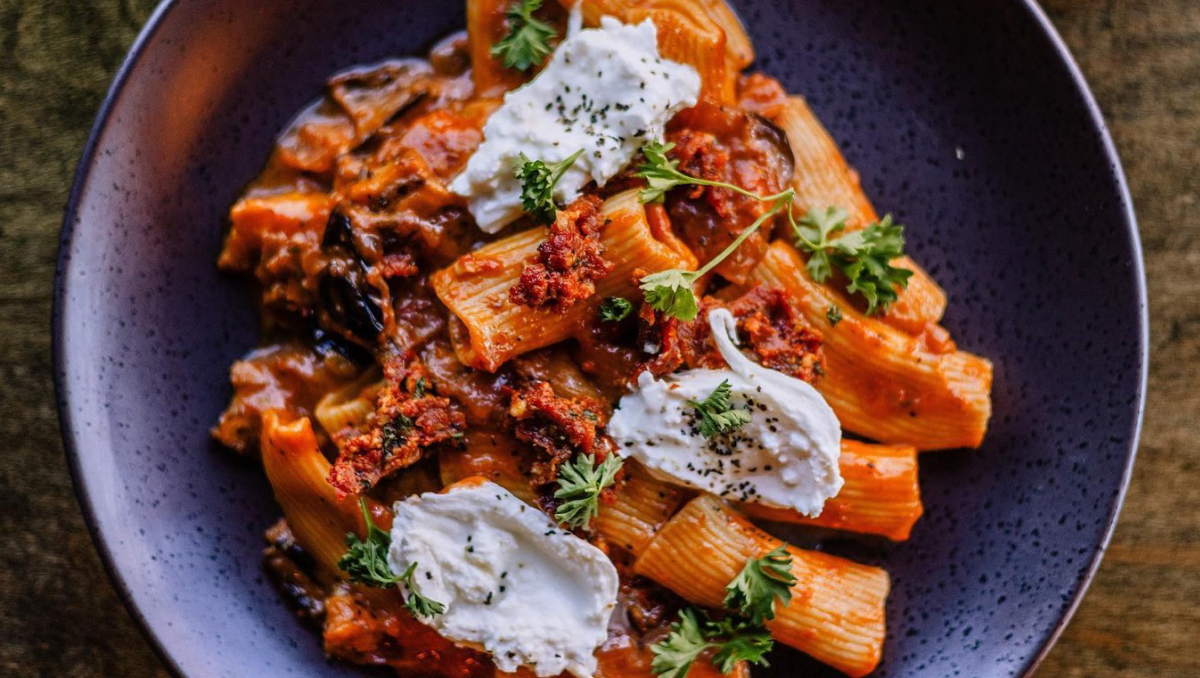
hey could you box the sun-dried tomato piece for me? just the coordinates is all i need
[329,360,465,498]
[729,286,824,381]
[634,286,823,383]
[507,380,613,485]
[509,195,614,313]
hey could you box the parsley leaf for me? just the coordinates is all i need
[636,141,693,203]
[339,497,400,587]
[553,453,623,530]
[514,148,584,225]
[650,608,711,678]
[650,608,775,678]
[339,498,445,618]
[705,616,775,673]
[640,268,701,321]
[688,379,752,438]
[599,296,634,322]
[490,0,556,72]
[396,562,447,619]
[723,544,797,625]
[793,208,913,315]
[826,304,843,326]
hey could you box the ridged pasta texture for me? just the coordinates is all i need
[432,189,697,371]
[750,241,993,450]
[740,440,924,541]
[564,0,754,71]
[594,459,687,555]
[636,495,890,677]
[769,96,948,335]
[313,367,382,441]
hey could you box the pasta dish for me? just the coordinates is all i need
[212,1,994,676]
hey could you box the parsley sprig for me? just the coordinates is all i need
[339,498,446,619]
[635,141,911,319]
[599,296,634,322]
[651,546,796,677]
[637,141,787,206]
[640,197,791,321]
[723,544,797,625]
[650,608,774,678]
[490,0,557,72]
[554,453,623,530]
[396,562,447,618]
[794,209,913,315]
[689,380,752,438]
[515,148,584,225]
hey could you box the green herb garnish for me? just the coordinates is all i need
[826,305,843,326]
[339,498,445,619]
[599,296,634,322]
[491,0,556,72]
[640,198,790,321]
[650,608,775,678]
[793,209,912,315]
[688,379,752,438]
[723,544,796,625]
[635,141,910,317]
[553,453,623,530]
[515,148,585,225]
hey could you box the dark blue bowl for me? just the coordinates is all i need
[54,1,1147,676]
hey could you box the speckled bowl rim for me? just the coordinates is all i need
[52,1,1148,676]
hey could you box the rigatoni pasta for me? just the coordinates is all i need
[769,97,947,335]
[749,241,993,450]
[635,495,889,677]
[432,189,697,371]
[260,412,369,581]
[593,459,687,555]
[740,440,924,541]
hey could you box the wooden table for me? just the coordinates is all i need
[0,1,1194,676]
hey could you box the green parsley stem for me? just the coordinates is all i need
[680,175,794,205]
[549,148,585,189]
[692,194,792,279]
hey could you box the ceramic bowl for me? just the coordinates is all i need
[55,1,1147,676]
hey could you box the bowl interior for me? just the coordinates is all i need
[56,0,1144,676]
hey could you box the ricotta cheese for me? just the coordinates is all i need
[449,17,702,233]
[608,309,844,516]
[388,479,619,678]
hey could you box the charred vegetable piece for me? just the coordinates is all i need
[322,208,357,251]
[319,273,385,342]
[311,327,374,366]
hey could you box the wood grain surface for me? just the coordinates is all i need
[0,0,1194,676]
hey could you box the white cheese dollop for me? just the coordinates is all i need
[388,479,619,678]
[449,17,702,233]
[608,309,844,516]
